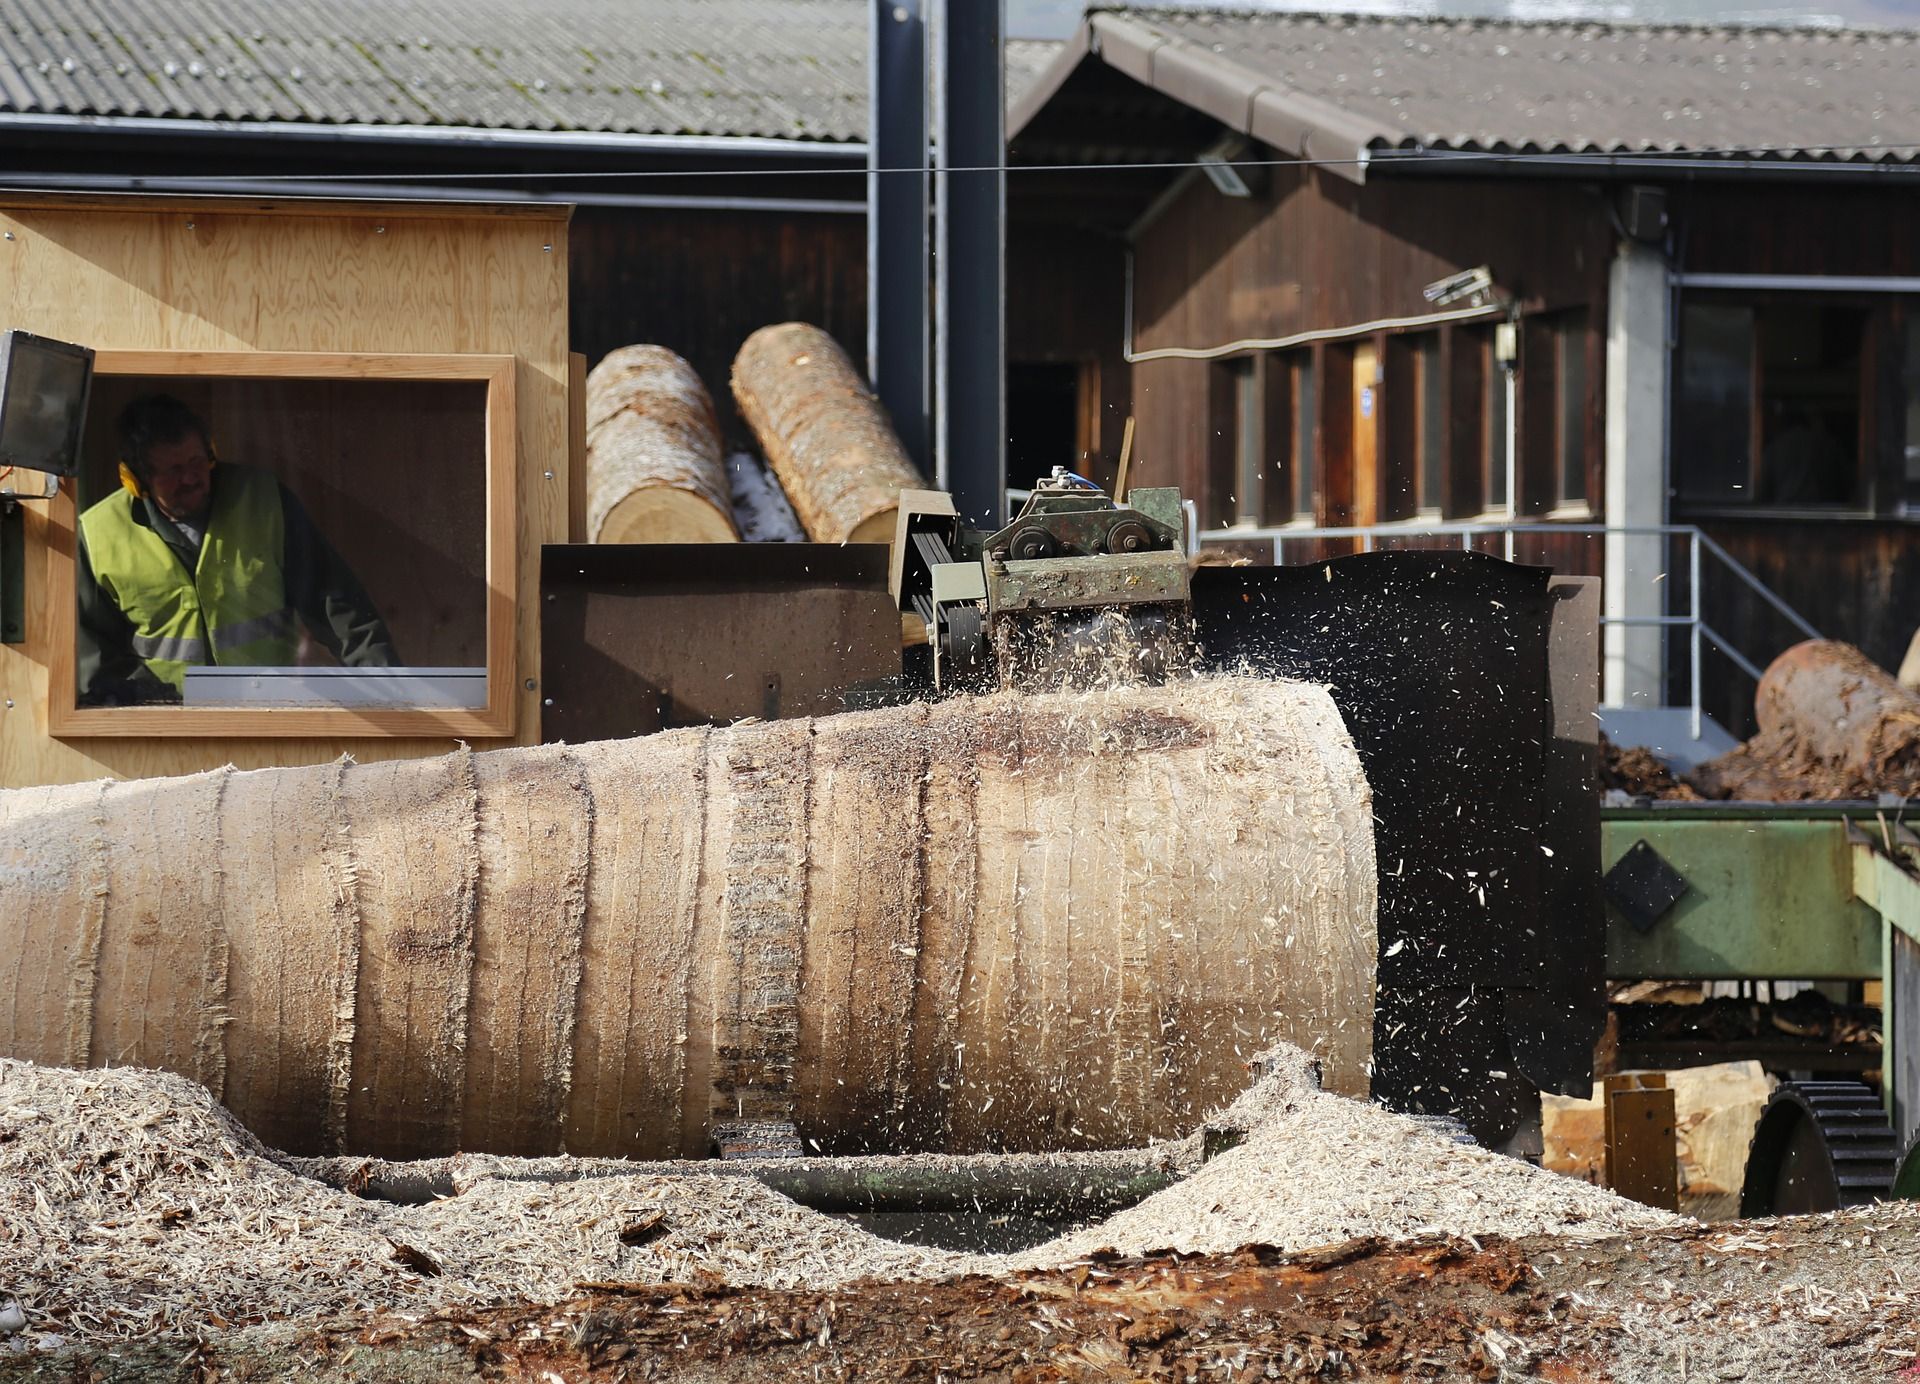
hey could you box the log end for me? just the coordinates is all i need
[845,507,899,548]
[597,488,740,544]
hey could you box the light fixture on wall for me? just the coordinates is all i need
[1198,133,1257,199]
[1422,265,1496,308]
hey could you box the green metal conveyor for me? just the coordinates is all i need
[1602,806,1920,1208]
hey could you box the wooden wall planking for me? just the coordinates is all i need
[0,195,570,786]
[567,206,867,452]
[1121,166,1613,528]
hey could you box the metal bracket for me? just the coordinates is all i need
[0,500,22,644]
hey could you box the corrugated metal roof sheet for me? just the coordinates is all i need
[0,0,1065,141]
[1100,7,1920,164]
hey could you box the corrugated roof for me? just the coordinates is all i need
[0,0,1064,142]
[1082,7,1920,167]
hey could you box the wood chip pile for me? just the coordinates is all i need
[2,1048,1675,1349]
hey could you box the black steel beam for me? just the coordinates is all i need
[933,0,1006,526]
[868,0,931,473]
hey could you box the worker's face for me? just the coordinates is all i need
[142,434,214,522]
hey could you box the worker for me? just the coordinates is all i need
[77,393,398,705]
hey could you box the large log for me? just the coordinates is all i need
[1693,639,1920,799]
[0,678,1375,1163]
[731,323,923,544]
[585,345,739,544]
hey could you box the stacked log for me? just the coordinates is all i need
[585,345,739,544]
[0,678,1376,1163]
[731,323,923,544]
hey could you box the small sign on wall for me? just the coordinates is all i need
[1359,386,1375,420]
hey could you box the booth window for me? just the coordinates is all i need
[1675,296,1866,510]
[54,352,516,738]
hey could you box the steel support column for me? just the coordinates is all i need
[867,0,930,473]
[932,0,1006,526]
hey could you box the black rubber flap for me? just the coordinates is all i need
[1191,551,1604,1144]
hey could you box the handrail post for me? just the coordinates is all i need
[1689,530,1703,741]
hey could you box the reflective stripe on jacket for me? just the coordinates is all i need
[78,464,298,691]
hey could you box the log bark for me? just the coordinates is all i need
[0,680,1375,1163]
[585,345,739,544]
[731,323,923,544]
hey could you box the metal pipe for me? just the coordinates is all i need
[867,0,932,469]
[0,171,864,215]
[1690,531,1704,740]
[1700,625,1769,684]
[1694,532,1823,640]
[1674,272,1920,294]
[0,110,868,160]
[1503,364,1517,562]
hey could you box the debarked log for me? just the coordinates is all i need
[0,679,1376,1162]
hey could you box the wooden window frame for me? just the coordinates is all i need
[50,349,519,740]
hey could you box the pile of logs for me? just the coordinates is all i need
[583,326,924,547]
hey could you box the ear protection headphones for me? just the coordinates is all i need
[117,436,220,500]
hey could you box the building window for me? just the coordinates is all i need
[1675,296,1865,509]
[1556,313,1590,509]
[1290,352,1317,520]
[1231,357,1262,525]
[1412,336,1445,513]
[1904,314,1920,506]
[1483,333,1510,513]
[1007,361,1083,482]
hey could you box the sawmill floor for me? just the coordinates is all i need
[6,1206,1918,1382]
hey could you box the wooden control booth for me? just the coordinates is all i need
[0,191,573,787]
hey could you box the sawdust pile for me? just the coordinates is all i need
[1,1050,1674,1347]
[1010,1046,1675,1264]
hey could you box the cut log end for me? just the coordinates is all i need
[596,489,740,545]
[846,508,898,547]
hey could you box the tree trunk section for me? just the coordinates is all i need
[1756,640,1920,787]
[731,323,923,544]
[586,346,739,544]
[0,679,1376,1162]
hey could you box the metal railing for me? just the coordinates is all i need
[1194,521,1822,739]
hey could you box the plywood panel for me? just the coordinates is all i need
[0,195,569,786]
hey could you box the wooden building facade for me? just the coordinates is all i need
[1007,10,1920,735]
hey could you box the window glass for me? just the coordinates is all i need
[1415,336,1445,512]
[1907,315,1920,500]
[1676,298,1863,508]
[1292,354,1317,519]
[1484,337,1509,512]
[1675,303,1754,505]
[75,375,488,710]
[1232,358,1261,524]
[1556,314,1590,507]
[1756,303,1861,505]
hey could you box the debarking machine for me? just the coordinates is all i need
[540,473,1605,1158]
